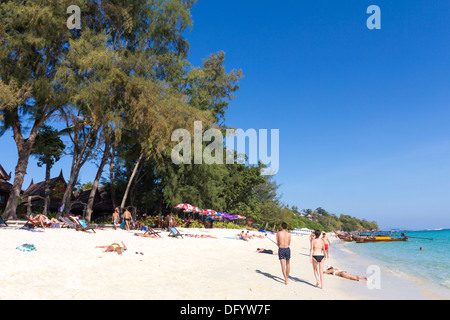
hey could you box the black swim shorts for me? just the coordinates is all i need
[278,247,291,261]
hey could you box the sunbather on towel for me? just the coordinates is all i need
[96,241,127,255]
[134,233,160,239]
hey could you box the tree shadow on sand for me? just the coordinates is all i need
[255,269,316,287]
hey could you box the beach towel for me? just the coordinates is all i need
[20,226,44,232]
[224,236,239,240]
[16,244,36,252]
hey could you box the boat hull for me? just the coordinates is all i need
[355,237,408,243]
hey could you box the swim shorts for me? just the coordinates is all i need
[278,247,291,261]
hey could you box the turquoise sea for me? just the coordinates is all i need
[343,229,450,291]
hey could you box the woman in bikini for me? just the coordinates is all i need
[324,266,368,282]
[310,230,326,289]
[96,241,127,255]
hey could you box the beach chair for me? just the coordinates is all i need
[168,227,183,239]
[24,215,46,229]
[70,216,96,233]
[59,217,77,229]
[143,225,161,238]
[0,220,8,227]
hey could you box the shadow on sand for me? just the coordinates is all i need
[255,269,316,287]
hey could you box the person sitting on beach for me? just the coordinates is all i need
[96,242,127,255]
[324,266,368,282]
[30,214,60,228]
[238,231,249,241]
[29,213,46,227]
[256,248,278,255]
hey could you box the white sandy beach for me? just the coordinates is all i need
[0,225,442,300]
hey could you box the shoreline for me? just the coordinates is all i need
[0,226,447,300]
[330,238,450,300]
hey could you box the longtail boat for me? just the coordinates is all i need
[353,232,408,243]
[336,233,353,242]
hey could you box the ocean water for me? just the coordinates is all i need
[343,229,450,291]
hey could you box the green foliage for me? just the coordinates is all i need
[214,221,243,230]
[31,125,66,168]
[0,1,380,230]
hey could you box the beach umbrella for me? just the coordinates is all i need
[174,203,190,210]
[200,209,217,216]
[221,213,233,220]
[223,213,239,220]
[183,205,197,213]
[174,203,199,212]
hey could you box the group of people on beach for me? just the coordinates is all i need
[112,207,133,231]
[238,230,265,241]
[258,223,367,289]
[107,211,367,289]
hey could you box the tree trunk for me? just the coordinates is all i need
[57,125,95,218]
[2,111,43,220]
[43,162,51,216]
[3,145,32,220]
[120,151,144,212]
[109,142,117,209]
[85,137,111,222]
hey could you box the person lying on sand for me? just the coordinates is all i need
[256,248,278,255]
[96,242,127,255]
[134,233,160,239]
[185,234,217,239]
[324,266,368,282]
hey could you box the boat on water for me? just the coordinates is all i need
[352,232,408,243]
[336,233,353,242]
[336,231,408,243]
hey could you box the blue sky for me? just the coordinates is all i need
[1,0,449,230]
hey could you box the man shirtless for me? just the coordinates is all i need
[123,209,132,231]
[276,222,291,285]
[112,207,120,230]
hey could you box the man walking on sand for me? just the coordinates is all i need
[277,222,291,285]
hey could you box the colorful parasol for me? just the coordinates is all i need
[200,209,217,216]
[174,204,195,212]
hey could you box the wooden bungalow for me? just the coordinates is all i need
[0,164,12,209]
[70,186,114,219]
[22,170,67,213]
[21,169,113,220]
